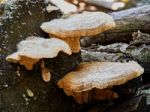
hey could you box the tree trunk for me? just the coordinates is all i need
[0,1,81,112]
[81,5,150,46]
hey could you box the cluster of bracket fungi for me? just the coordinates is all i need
[6,9,144,104]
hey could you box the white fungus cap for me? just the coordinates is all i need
[41,11,115,38]
[6,37,72,70]
[58,61,144,92]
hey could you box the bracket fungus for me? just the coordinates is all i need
[41,11,115,53]
[46,4,59,13]
[6,36,72,70]
[49,0,78,14]
[58,61,144,104]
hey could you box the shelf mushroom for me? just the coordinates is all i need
[6,36,72,70]
[84,0,125,11]
[57,61,144,104]
[41,11,115,53]
[49,0,78,14]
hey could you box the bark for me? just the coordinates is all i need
[82,43,150,73]
[81,77,144,112]
[81,5,150,47]
[105,95,147,112]
[0,1,81,112]
[81,50,130,63]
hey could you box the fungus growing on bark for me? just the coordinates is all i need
[49,0,78,14]
[84,0,125,11]
[46,4,59,13]
[58,61,144,104]
[6,36,72,70]
[41,11,115,53]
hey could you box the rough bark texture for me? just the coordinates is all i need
[82,31,150,74]
[84,94,147,112]
[82,44,150,74]
[0,1,82,112]
[81,5,150,46]
[105,94,147,112]
[80,76,147,112]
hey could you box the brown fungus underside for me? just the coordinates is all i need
[41,11,115,53]
[58,61,144,104]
